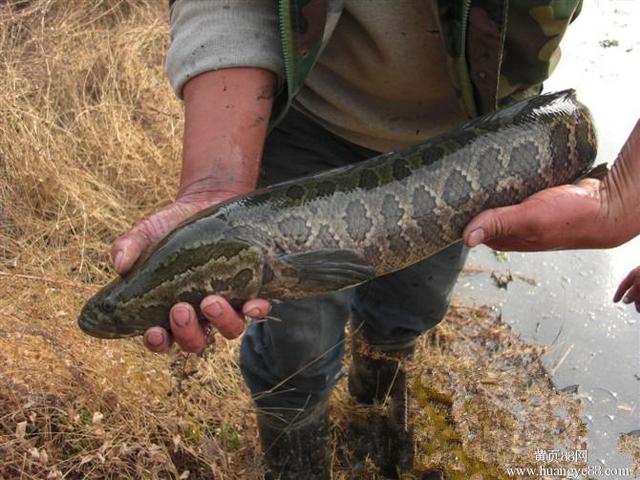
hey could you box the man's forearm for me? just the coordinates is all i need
[178,67,275,200]
[600,119,640,246]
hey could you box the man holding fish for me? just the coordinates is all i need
[106,2,639,478]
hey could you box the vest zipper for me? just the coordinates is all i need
[458,0,477,116]
[271,0,294,128]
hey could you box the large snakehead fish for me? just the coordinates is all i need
[79,89,598,339]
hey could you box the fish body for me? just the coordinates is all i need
[79,90,597,338]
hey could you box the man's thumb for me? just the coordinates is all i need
[111,229,150,275]
[463,205,524,248]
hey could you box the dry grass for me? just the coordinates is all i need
[0,1,601,479]
[620,432,640,477]
[0,1,252,478]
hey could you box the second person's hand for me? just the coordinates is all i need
[463,119,640,252]
[462,178,606,251]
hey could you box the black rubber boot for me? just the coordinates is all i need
[348,326,416,478]
[348,327,416,405]
[257,399,331,480]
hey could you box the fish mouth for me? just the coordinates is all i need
[78,317,140,339]
[78,314,123,339]
[77,301,138,339]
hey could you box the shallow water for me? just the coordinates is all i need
[457,2,640,475]
[459,245,639,475]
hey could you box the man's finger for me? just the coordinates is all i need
[613,267,639,302]
[170,303,208,353]
[201,295,245,339]
[613,276,632,303]
[143,326,174,353]
[242,298,272,319]
[622,285,640,305]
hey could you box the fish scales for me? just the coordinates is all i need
[79,90,598,338]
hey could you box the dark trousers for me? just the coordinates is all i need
[239,109,468,412]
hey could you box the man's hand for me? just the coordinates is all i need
[110,67,275,354]
[111,193,272,354]
[614,266,640,313]
[462,178,606,251]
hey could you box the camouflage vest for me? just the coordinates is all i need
[275,0,583,125]
[169,0,582,126]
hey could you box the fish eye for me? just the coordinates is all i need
[99,300,116,314]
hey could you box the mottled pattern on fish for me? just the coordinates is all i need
[79,90,597,338]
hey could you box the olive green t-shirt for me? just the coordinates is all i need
[294,1,465,152]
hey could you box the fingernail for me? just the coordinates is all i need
[468,228,485,247]
[246,308,261,318]
[172,306,190,327]
[204,301,223,318]
[114,250,124,271]
[622,294,633,304]
[147,331,164,347]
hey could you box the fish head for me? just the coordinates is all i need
[78,214,266,339]
[78,278,148,338]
